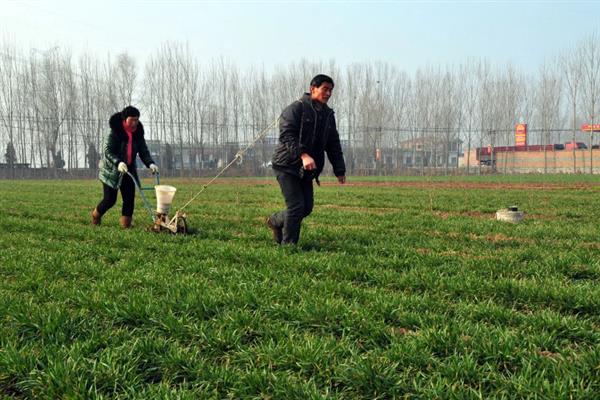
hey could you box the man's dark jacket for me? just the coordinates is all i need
[272,93,346,179]
[98,112,155,189]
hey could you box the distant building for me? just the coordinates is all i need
[0,162,30,169]
[397,136,462,167]
[139,138,278,171]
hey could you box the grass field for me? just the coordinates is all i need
[1,175,600,399]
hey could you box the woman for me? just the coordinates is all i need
[91,106,158,228]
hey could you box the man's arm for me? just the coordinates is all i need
[278,101,306,161]
[325,116,346,180]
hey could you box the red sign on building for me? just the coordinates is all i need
[581,124,600,132]
[515,123,527,146]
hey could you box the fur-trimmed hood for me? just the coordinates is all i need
[99,112,154,189]
[108,112,145,138]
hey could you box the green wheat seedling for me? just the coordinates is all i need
[1,175,599,399]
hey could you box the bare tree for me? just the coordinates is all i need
[0,42,19,172]
[143,43,199,175]
[580,33,600,173]
[459,61,479,174]
[78,53,114,172]
[495,64,525,172]
[438,65,462,174]
[340,64,361,174]
[475,60,493,173]
[3,35,600,178]
[534,60,562,173]
[245,66,271,171]
[389,69,411,172]
[561,45,584,172]
[518,73,536,144]
[113,53,137,106]
[34,48,77,173]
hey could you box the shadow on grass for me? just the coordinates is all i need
[138,224,205,237]
[297,239,342,253]
[183,226,203,236]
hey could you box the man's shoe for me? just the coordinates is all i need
[266,216,282,244]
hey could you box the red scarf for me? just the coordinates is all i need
[122,121,137,165]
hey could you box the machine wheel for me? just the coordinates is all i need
[176,216,188,234]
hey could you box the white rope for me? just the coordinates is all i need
[170,116,279,221]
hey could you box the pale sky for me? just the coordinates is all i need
[1,0,599,73]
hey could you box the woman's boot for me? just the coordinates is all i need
[119,216,132,229]
[91,208,102,225]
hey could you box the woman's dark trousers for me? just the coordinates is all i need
[95,173,136,217]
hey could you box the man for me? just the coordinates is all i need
[267,74,346,245]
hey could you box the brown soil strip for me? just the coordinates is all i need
[167,178,599,190]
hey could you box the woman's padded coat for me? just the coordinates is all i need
[98,112,155,189]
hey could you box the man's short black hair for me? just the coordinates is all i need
[121,106,140,119]
[310,74,334,89]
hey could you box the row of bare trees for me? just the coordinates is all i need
[0,33,599,176]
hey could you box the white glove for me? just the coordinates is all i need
[149,163,159,174]
[117,162,128,173]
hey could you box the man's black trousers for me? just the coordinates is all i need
[270,170,314,244]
